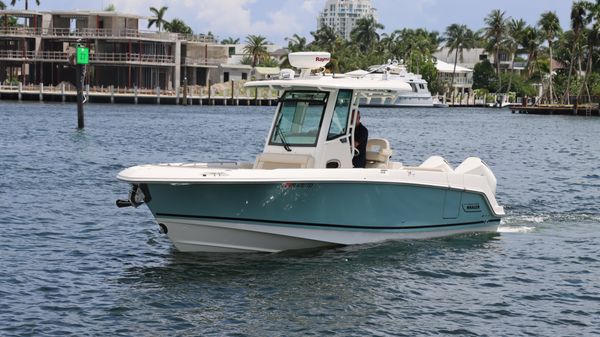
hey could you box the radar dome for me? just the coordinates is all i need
[288,52,331,69]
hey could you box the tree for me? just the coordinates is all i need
[564,1,589,103]
[394,28,441,73]
[504,18,527,95]
[538,11,562,102]
[351,16,385,53]
[520,26,543,78]
[444,24,476,98]
[10,0,39,10]
[281,34,308,68]
[148,6,168,32]
[243,34,269,68]
[220,37,240,45]
[0,1,6,9]
[164,18,193,35]
[311,25,340,53]
[104,3,116,11]
[473,59,497,91]
[483,9,509,92]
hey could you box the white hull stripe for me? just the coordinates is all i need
[155,213,501,231]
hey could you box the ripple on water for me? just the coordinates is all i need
[1,103,600,336]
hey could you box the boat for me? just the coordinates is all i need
[116,52,505,253]
[345,61,435,107]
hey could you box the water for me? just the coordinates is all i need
[1,101,599,336]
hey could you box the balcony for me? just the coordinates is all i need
[0,27,191,42]
[0,49,176,65]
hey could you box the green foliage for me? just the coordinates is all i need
[419,59,440,93]
[350,16,384,53]
[104,3,116,11]
[244,35,269,68]
[588,73,600,96]
[473,59,497,91]
[220,37,240,45]
[258,58,280,67]
[148,6,168,32]
[9,0,40,10]
[164,18,193,35]
[240,56,253,66]
[499,73,537,96]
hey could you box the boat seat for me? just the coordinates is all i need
[365,138,393,168]
[254,153,315,169]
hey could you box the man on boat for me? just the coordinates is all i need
[352,110,368,168]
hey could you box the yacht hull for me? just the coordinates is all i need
[139,181,501,252]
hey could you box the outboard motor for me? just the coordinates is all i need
[116,184,151,208]
[455,157,498,194]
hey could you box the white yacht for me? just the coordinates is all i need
[346,61,435,107]
[116,52,504,253]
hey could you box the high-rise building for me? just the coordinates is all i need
[317,0,377,41]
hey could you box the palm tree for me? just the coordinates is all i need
[10,0,39,10]
[564,1,589,103]
[220,37,240,45]
[520,26,543,78]
[148,6,168,32]
[580,27,598,102]
[444,24,476,101]
[351,16,385,53]
[311,25,339,53]
[483,9,509,93]
[104,3,116,11]
[538,12,562,103]
[280,34,308,67]
[502,19,526,96]
[0,1,6,9]
[243,34,269,69]
[164,19,193,35]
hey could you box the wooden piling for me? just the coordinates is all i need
[75,64,85,129]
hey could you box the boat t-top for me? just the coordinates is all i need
[117,52,504,253]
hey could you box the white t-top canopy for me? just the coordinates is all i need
[245,75,412,93]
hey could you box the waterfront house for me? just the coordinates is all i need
[0,9,228,92]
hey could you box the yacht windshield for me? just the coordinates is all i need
[270,91,329,147]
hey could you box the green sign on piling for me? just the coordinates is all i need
[76,46,89,65]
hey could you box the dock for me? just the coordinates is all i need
[0,84,279,106]
[509,104,600,116]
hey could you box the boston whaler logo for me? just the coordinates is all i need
[462,203,481,212]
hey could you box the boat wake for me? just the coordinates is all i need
[497,225,536,233]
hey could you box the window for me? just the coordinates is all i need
[327,90,352,140]
[228,46,235,56]
[270,91,329,147]
[241,72,247,80]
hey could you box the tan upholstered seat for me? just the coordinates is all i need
[365,138,393,168]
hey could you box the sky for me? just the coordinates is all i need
[27,0,574,45]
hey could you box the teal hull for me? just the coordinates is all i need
[143,181,500,233]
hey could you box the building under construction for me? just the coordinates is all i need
[0,9,228,93]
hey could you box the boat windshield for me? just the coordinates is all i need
[270,91,329,147]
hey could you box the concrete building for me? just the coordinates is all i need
[0,9,229,92]
[317,0,377,40]
[218,43,283,82]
